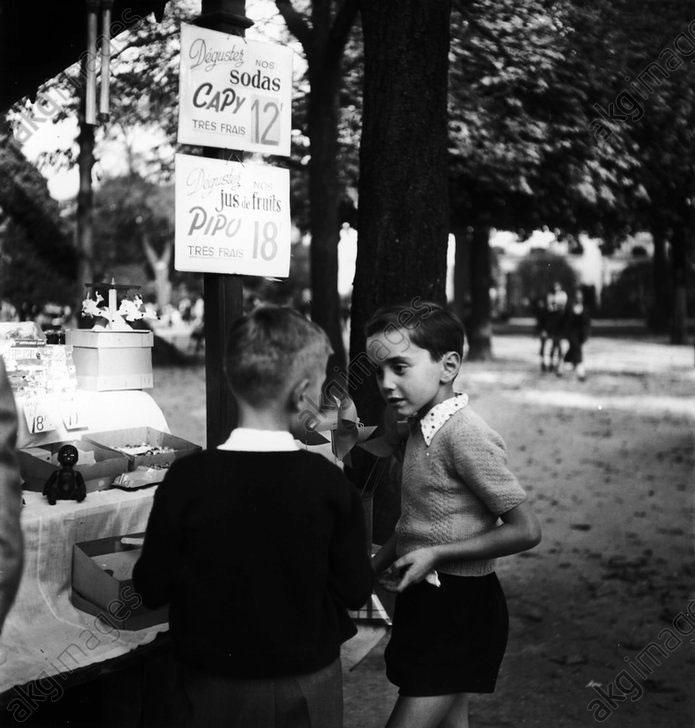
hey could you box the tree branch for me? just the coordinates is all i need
[327,0,360,64]
[142,230,159,268]
[275,0,313,56]
[160,238,172,267]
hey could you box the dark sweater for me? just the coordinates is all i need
[132,449,374,677]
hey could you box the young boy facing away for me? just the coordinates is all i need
[367,302,541,728]
[133,305,374,728]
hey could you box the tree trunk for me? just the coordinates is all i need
[466,224,493,360]
[451,222,471,326]
[275,1,360,370]
[348,0,451,542]
[307,61,346,366]
[670,221,688,345]
[649,222,670,332]
[350,0,451,417]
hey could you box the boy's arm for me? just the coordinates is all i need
[371,534,397,573]
[327,483,375,610]
[132,471,182,609]
[392,500,541,591]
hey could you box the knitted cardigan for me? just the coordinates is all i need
[396,404,526,577]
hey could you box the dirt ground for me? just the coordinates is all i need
[154,333,694,728]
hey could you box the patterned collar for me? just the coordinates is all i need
[419,393,469,446]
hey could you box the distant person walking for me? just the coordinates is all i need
[560,289,591,381]
[545,281,568,372]
[533,295,549,372]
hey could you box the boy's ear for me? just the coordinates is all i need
[288,377,311,412]
[440,351,461,383]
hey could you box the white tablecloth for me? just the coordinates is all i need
[0,472,387,704]
[0,488,166,697]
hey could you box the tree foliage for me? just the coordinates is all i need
[448,0,692,352]
[599,0,695,340]
[0,125,77,313]
[91,174,174,280]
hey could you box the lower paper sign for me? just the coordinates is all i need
[174,153,291,278]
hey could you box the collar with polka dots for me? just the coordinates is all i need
[419,393,469,446]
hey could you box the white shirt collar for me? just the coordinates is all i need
[218,427,299,452]
[419,393,469,446]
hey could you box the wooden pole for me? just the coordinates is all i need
[196,0,252,448]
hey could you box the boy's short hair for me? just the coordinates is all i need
[365,300,465,360]
[225,305,332,406]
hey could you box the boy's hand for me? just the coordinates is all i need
[377,564,403,592]
[392,548,439,592]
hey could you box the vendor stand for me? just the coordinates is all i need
[0,315,197,717]
[0,316,389,721]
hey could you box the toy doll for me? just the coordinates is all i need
[42,445,87,505]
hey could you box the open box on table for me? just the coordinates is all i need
[86,426,201,469]
[18,439,129,492]
[71,532,168,631]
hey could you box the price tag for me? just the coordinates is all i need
[250,96,282,148]
[22,398,58,435]
[60,399,87,431]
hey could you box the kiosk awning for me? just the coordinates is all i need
[0,1,169,112]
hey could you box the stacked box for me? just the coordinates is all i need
[65,330,154,391]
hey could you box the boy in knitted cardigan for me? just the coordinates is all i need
[368,302,541,728]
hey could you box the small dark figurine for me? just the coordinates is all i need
[42,445,87,505]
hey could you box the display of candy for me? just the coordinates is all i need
[111,465,169,490]
[1,344,77,397]
[114,444,175,456]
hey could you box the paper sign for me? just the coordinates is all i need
[22,398,57,435]
[178,23,292,155]
[174,153,291,277]
[59,399,87,431]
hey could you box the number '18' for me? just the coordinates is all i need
[252,221,278,261]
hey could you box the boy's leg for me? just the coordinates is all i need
[550,338,560,370]
[539,335,548,371]
[385,694,459,728]
[438,694,470,728]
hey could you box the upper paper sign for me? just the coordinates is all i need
[178,23,292,156]
[174,153,291,278]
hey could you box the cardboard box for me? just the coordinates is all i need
[65,330,154,348]
[70,348,153,391]
[65,329,154,391]
[18,440,129,493]
[71,533,168,630]
[86,427,201,470]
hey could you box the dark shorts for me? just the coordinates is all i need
[385,572,509,696]
[173,658,343,728]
